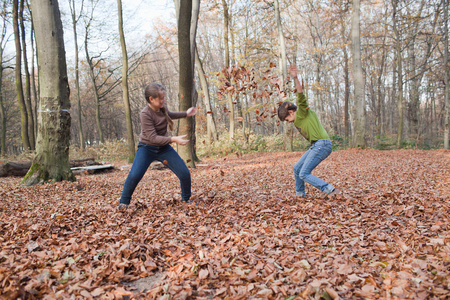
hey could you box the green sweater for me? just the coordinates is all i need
[293,92,330,144]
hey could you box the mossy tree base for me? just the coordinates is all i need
[22,162,75,186]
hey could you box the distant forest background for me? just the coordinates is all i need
[0,0,449,159]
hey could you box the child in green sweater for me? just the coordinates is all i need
[278,65,340,198]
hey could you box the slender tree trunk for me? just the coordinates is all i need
[117,0,135,162]
[222,0,234,140]
[377,45,387,137]
[177,0,195,167]
[189,0,200,162]
[13,0,30,150]
[69,0,85,149]
[30,23,38,140]
[175,0,199,161]
[0,2,7,157]
[273,0,292,151]
[444,0,449,149]
[24,0,75,185]
[195,48,218,143]
[20,0,35,149]
[84,28,104,144]
[341,22,350,144]
[351,0,366,147]
[393,0,404,148]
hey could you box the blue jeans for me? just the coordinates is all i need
[120,142,191,204]
[293,139,334,197]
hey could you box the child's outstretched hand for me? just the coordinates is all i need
[171,135,189,145]
[289,64,298,77]
[187,107,197,117]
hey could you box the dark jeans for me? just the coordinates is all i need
[120,142,191,204]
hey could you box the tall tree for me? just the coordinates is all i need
[12,0,30,150]
[195,47,218,143]
[24,0,75,185]
[393,0,404,148]
[273,0,293,151]
[30,18,38,140]
[68,0,85,149]
[19,0,34,149]
[222,0,235,140]
[0,0,9,157]
[176,0,196,167]
[444,0,449,149]
[339,9,351,143]
[117,0,135,162]
[351,0,366,147]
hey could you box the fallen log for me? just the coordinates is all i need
[0,158,103,177]
[71,164,115,175]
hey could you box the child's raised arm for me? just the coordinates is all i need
[289,64,304,94]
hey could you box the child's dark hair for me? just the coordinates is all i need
[144,83,166,103]
[144,83,174,131]
[277,101,297,121]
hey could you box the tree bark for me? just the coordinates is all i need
[393,0,404,148]
[444,0,449,149]
[222,0,235,140]
[69,0,85,149]
[0,1,7,157]
[13,0,30,150]
[177,0,195,167]
[84,21,104,144]
[273,0,292,151]
[195,48,218,144]
[20,0,35,149]
[24,0,75,186]
[117,0,135,162]
[30,22,39,140]
[351,0,366,147]
[341,19,350,144]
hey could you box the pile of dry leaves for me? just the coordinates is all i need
[0,149,449,299]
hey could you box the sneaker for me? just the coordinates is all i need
[118,203,129,211]
[328,188,342,199]
[183,193,199,204]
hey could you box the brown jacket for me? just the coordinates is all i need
[139,105,186,146]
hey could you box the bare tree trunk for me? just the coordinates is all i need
[273,0,292,151]
[445,0,449,149]
[377,41,387,137]
[177,0,195,167]
[20,0,35,149]
[351,0,366,147]
[393,0,404,148]
[0,1,7,157]
[13,0,30,150]
[195,48,218,144]
[69,0,85,149]
[175,0,200,161]
[341,20,350,144]
[117,0,135,162]
[24,0,75,185]
[84,23,104,144]
[222,0,234,140]
[30,22,39,140]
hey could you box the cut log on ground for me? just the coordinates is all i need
[0,158,105,177]
[71,164,115,175]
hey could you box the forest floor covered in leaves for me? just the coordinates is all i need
[0,149,449,299]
